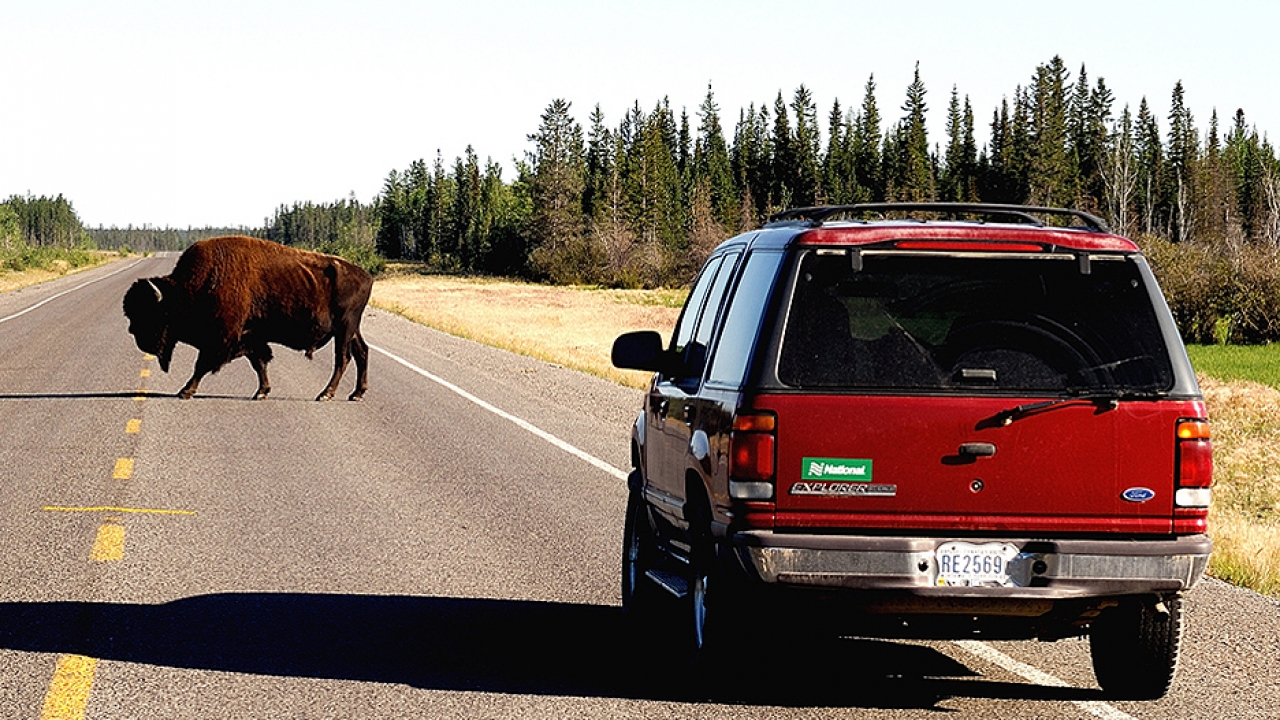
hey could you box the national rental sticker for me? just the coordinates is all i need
[802,457,873,482]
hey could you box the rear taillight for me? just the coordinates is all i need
[1174,419,1212,531]
[729,411,776,500]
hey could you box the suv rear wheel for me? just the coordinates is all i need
[621,477,661,622]
[686,498,746,663]
[1089,595,1183,699]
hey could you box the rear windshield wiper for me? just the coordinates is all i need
[993,388,1166,426]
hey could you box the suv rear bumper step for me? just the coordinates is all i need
[732,531,1211,599]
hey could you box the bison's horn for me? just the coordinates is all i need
[147,279,163,304]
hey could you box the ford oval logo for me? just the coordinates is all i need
[1122,487,1156,503]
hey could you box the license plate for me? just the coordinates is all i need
[934,542,1020,587]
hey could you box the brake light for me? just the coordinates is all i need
[892,240,1046,253]
[1174,418,1212,530]
[730,411,776,500]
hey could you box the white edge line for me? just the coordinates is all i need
[952,640,1137,720]
[0,258,145,325]
[369,343,629,482]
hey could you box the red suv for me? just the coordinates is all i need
[612,203,1212,700]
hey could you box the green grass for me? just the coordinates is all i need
[1187,344,1280,388]
[0,244,97,272]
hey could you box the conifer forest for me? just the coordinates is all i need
[8,56,1280,342]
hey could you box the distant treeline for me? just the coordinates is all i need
[89,226,261,254]
[378,56,1280,290]
[1,194,91,249]
[12,55,1280,341]
[0,194,99,273]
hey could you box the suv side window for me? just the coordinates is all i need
[671,252,739,381]
[706,251,784,388]
[670,255,724,360]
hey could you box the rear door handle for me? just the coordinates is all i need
[959,442,997,457]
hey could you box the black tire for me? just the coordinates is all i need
[621,484,661,622]
[1090,595,1183,700]
[686,506,743,665]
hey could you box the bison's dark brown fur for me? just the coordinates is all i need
[123,236,372,401]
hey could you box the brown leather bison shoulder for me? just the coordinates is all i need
[123,235,372,401]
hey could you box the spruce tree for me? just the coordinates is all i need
[1166,81,1198,242]
[790,85,823,207]
[375,170,409,259]
[453,146,484,269]
[695,84,736,228]
[1028,56,1074,209]
[851,75,883,201]
[822,98,855,204]
[1226,109,1264,241]
[890,63,934,202]
[1134,98,1165,235]
[770,92,797,211]
[527,99,586,280]
[941,87,977,201]
[583,104,614,224]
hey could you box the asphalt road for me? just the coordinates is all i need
[1,255,1277,719]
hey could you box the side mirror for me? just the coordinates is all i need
[611,331,677,374]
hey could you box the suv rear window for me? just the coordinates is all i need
[778,250,1174,393]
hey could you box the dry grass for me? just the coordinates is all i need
[1199,375,1280,597]
[372,272,1280,599]
[0,252,120,293]
[0,261,75,293]
[371,271,684,389]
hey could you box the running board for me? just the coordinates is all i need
[645,569,688,598]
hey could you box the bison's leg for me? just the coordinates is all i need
[248,355,271,400]
[347,331,369,402]
[177,352,220,399]
[316,335,351,402]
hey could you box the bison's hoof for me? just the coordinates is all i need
[347,393,365,402]
[315,393,334,402]
[177,391,195,400]
[252,391,270,401]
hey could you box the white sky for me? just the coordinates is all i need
[3,0,1276,229]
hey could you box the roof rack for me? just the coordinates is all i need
[768,202,1112,233]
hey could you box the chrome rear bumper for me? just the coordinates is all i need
[732,531,1211,600]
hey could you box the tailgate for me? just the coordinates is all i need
[758,394,1199,534]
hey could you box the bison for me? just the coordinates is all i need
[123,235,372,401]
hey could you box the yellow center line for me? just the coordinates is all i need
[139,368,150,378]
[40,654,98,720]
[42,506,196,516]
[125,419,141,434]
[89,523,124,561]
[111,458,133,480]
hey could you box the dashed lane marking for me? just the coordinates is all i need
[88,522,124,561]
[111,458,134,480]
[39,654,97,720]
[33,318,158,720]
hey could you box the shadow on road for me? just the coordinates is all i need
[0,593,1108,709]
[0,392,311,402]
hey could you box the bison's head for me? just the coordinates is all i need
[123,277,180,372]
